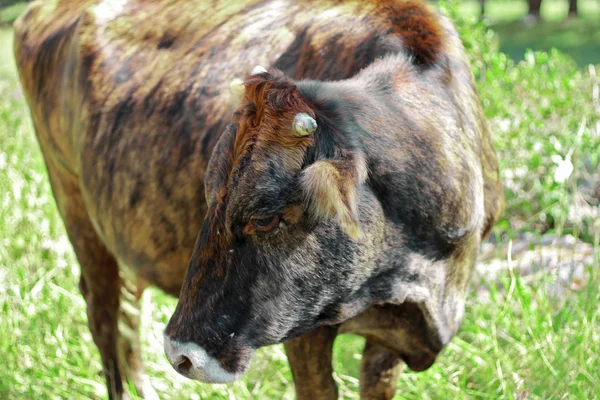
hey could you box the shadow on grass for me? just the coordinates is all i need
[492,17,600,66]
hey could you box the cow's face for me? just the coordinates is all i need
[164,69,385,383]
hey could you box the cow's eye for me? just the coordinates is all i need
[249,215,280,233]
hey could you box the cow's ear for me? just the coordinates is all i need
[205,124,235,208]
[301,157,367,240]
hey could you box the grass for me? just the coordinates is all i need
[0,2,27,25]
[493,18,600,67]
[1,7,600,400]
[456,0,600,66]
[457,0,600,22]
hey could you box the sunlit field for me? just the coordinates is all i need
[1,4,599,398]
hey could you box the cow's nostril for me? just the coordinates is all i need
[164,335,253,383]
[175,355,193,375]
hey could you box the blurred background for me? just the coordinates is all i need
[461,0,600,66]
[0,0,599,399]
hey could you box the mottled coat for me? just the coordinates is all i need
[14,0,503,399]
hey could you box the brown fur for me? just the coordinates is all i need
[383,0,444,65]
[284,326,339,400]
[235,72,314,162]
[360,340,405,400]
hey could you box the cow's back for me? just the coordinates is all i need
[14,0,468,294]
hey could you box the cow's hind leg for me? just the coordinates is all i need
[360,339,404,400]
[284,326,339,400]
[117,278,158,400]
[45,163,153,399]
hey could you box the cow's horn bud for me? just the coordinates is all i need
[294,113,317,136]
[251,65,267,75]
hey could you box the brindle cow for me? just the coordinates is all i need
[14,0,504,398]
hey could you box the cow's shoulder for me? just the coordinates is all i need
[273,0,452,80]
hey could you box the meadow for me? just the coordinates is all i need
[460,0,600,66]
[0,2,599,399]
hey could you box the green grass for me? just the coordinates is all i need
[445,0,600,66]
[0,2,27,25]
[457,0,600,22]
[1,10,600,399]
[456,0,600,66]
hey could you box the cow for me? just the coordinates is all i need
[13,0,504,399]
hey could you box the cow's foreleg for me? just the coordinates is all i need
[284,325,339,400]
[359,340,404,400]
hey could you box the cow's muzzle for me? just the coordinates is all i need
[163,334,254,383]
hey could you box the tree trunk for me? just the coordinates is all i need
[528,0,542,18]
[568,0,578,17]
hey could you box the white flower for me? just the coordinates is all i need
[554,157,573,183]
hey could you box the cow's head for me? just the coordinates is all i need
[164,67,387,383]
